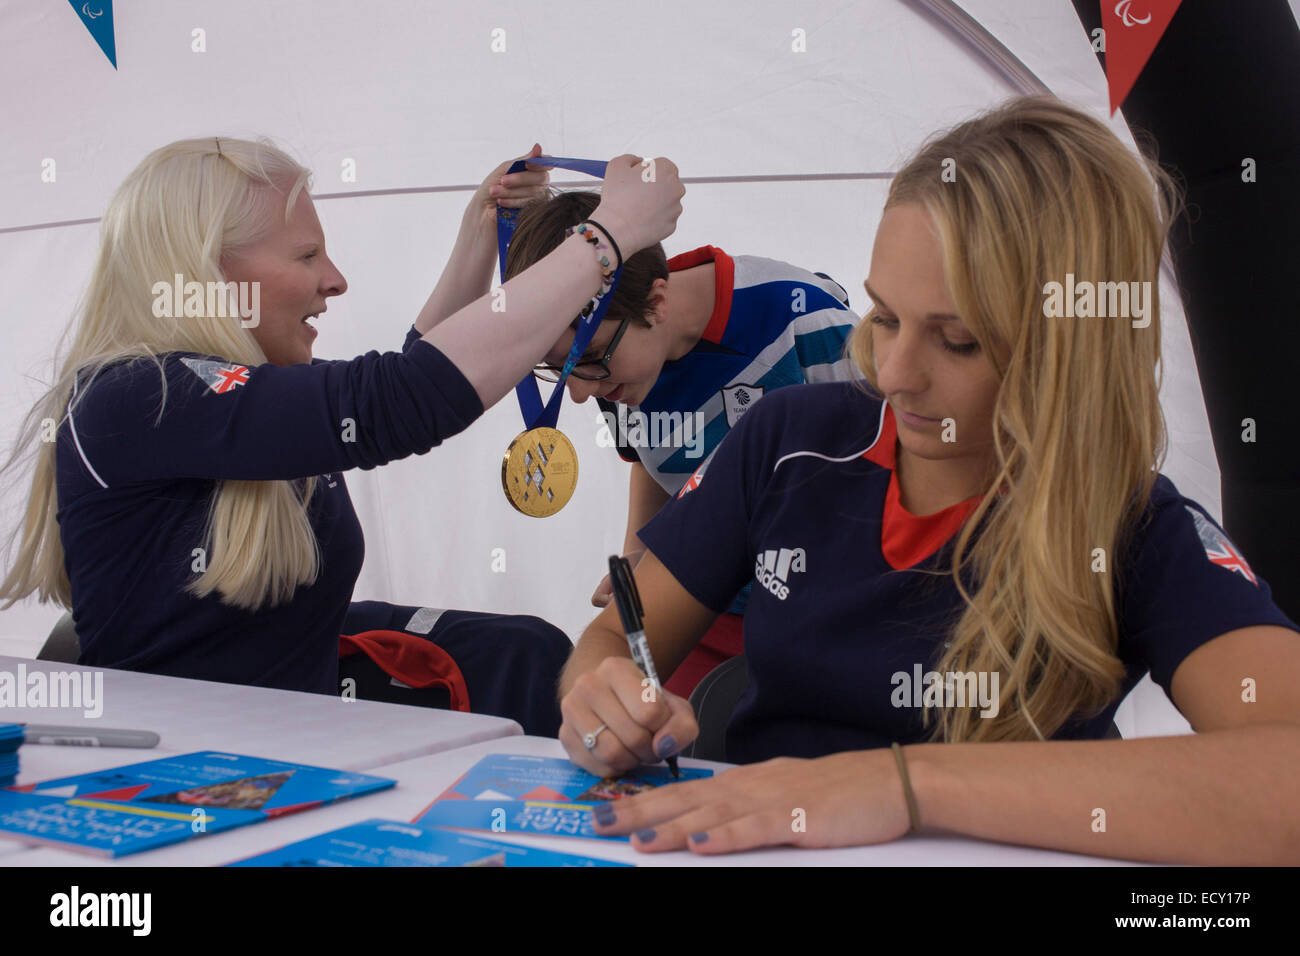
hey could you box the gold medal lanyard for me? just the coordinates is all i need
[496,156,621,517]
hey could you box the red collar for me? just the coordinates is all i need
[863,404,984,570]
[666,245,734,344]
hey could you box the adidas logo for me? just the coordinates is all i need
[754,547,806,601]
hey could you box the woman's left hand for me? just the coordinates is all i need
[465,143,551,234]
[591,750,915,854]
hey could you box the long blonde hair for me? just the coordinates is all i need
[849,96,1181,743]
[1,137,322,613]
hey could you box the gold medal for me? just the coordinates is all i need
[501,426,579,517]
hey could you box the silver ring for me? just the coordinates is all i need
[582,724,607,751]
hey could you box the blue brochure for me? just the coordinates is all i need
[0,723,19,787]
[414,754,712,842]
[228,817,632,867]
[0,751,394,857]
[0,723,21,752]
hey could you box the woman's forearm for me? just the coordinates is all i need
[423,231,604,409]
[622,462,670,556]
[902,722,1300,864]
[413,220,498,337]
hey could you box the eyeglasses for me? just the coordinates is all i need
[533,312,633,383]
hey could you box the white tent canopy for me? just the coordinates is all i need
[7,0,1286,734]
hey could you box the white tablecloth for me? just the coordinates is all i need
[0,655,521,774]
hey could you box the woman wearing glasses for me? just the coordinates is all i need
[503,190,863,699]
[0,140,683,736]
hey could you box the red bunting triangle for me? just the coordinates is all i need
[521,785,568,801]
[80,783,150,802]
[1101,0,1184,115]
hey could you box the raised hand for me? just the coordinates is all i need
[465,143,552,235]
[591,154,684,257]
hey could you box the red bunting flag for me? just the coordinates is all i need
[1101,0,1184,115]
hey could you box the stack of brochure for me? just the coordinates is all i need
[0,724,19,786]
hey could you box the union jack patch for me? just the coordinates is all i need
[678,464,706,499]
[181,357,250,394]
[1184,505,1258,586]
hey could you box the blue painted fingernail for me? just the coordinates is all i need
[656,735,678,758]
[593,802,616,825]
[689,832,709,844]
[635,828,657,843]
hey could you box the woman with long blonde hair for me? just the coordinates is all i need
[552,96,1300,863]
[0,136,683,734]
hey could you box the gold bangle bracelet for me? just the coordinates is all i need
[891,741,921,833]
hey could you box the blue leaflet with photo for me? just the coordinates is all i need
[0,751,393,857]
[228,817,632,867]
[434,753,713,802]
[417,798,622,840]
[413,753,712,842]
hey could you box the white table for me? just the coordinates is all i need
[4,735,1139,866]
[0,655,521,774]
[0,654,521,862]
[345,737,1141,867]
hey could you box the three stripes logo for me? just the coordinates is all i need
[754,547,806,601]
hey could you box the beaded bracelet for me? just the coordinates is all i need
[583,218,623,271]
[568,221,618,318]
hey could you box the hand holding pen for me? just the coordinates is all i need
[608,554,680,779]
[556,555,698,778]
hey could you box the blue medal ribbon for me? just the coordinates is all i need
[496,156,621,430]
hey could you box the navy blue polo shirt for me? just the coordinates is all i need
[637,381,1299,763]
[55,327,482,694]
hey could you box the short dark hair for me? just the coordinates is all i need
[503,189,669,329]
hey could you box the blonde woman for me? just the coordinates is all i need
[0,138,683,735]
[555,97,1300,863]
